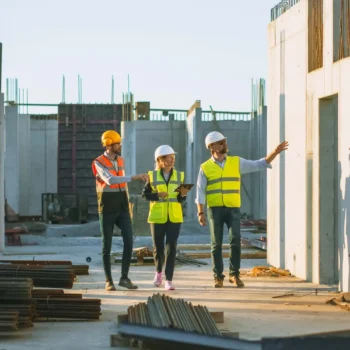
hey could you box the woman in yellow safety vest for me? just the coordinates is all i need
[142,145,190,290]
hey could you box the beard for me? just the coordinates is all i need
[219,146,228,154]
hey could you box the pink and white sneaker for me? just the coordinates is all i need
[153,272,162,287]
[165,281,175,290]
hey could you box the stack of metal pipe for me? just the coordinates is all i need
[32,289,101,320]
[0,311,19,331]
[34,297,101,320]
[0,278,36,328]
[0,263,75,288]
[0,260,89,276]
[127,294,221,336]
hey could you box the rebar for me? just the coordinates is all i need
[126,294,222,336]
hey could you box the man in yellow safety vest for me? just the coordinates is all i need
[196,131,288,288]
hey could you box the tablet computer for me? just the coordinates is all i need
[173,184,194,193]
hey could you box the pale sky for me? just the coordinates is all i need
[0,0,279,114]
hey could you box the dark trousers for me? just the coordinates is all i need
[150,221,181,281]
[99,210,133,282]
[207,207,241,278]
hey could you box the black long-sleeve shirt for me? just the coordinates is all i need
[142,168,186,203]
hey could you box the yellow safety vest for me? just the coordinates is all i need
[201,156,241,208]
[147,169,185,224]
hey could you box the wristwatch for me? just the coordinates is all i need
[197,212,204,217]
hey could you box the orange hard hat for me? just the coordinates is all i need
[101,130,121,147]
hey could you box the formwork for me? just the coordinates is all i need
[58,104,123,221]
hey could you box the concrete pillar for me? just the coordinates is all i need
[0,93,5,252]
[5,106,20,216]
[19,114,31,216]
[121,120,136,176]
[185,105,203,220]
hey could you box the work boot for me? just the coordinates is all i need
[229,275,245,288]
[105,281,116,291]
[119,276,138,290]
[214,277,224,288]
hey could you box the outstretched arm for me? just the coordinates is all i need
[265,141,289,164]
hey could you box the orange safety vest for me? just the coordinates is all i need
[92,154,127,193]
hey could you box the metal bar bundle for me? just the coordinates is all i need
[0,263,75,288]
[0,277,35,328]
[35,298,101,320]
[0,303,36,328]
[0,260,89,276]
[32,289,82,299]
[127,294,222,336]
[0,311,19,331]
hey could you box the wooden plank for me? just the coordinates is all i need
[209,311,224,323]
[117,314,129,325]
[222,331,239,339]
[110,333,130,348]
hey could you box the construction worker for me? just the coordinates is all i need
[196,131,288,288]
[142,145,190,290]
[92,130,149,291]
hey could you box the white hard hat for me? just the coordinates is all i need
[154,145,177,161]
[205,131,226,149]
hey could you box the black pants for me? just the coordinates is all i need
[207,207,241,278]
[150,221,181,281]
[99,210,133,283]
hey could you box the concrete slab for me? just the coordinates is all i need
[0,239,348,349]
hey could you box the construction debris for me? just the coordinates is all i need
[114,247,208,266]
[0,263,75,288]
[116,246,266,266]
[126,294,222,337]
[175,252,208,267]
[246,266,291,277]
[326,293,350,311]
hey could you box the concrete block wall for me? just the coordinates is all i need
[267,0,350,291]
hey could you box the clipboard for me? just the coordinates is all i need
[173,184,194,193]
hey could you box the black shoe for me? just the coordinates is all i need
[119,277,138,290]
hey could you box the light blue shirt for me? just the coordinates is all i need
[195,156,272,204]
[93,152,133,185]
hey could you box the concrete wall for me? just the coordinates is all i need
[4,107,58,217]
[250,106,267,219]
[0,93,5,252]
[5,106,20,215]
[267,0,350,291]
[29,117,58,216]
[19,114,31,216]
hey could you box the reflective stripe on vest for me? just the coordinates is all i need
[147,169,185,224]
[92,155,127,193]
[201,156,241,208]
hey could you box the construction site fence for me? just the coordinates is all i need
[149,110,251,122]
[271,0,300,21]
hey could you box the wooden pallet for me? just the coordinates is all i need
[110,311,240,348]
